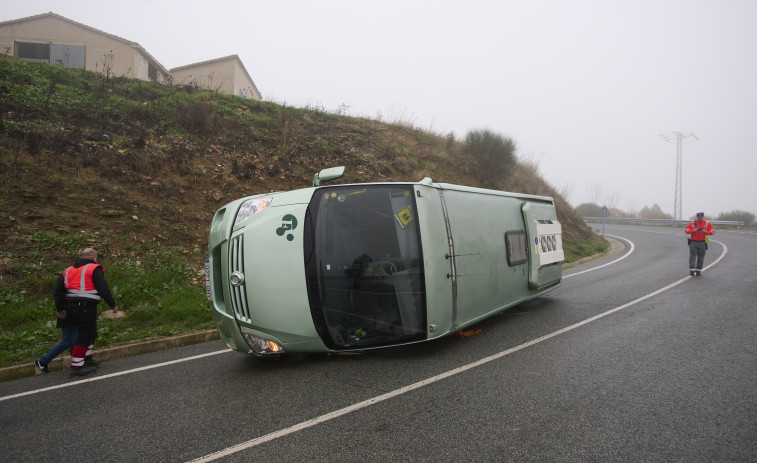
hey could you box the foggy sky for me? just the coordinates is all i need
[4,1,756,218]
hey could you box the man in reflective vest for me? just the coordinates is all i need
[685,212,715,276]
[54,248,119,377]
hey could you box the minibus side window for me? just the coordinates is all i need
[505,230,528,266]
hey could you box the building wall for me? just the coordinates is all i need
[1,15,259,97]
[234,62,262,100]
[171,59,234,94]
[171,56,261,100]
[0,15,167,83]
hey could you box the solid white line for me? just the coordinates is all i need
[564,234,634,278]
[703,239,728,270]
[0,349,231,402]
[187,239,729,463]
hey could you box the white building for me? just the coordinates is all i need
[171,55,262,100]
[0,12,262,99]
[0,12,170,83]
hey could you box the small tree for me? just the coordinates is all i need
[717,210,755,226]
[639,203,671,219]
[575,202,603,217]
[463,129,516,187]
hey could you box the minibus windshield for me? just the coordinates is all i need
[304,185,426,349]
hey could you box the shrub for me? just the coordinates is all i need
[717,210,755,227]
[575,203,603,217]
[463,129,516,187]
[176,95,217,136]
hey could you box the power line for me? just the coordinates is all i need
[660,131,698,220]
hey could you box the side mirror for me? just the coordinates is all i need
[313,166,345,186]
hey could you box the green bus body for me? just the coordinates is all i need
[207,170,563,356]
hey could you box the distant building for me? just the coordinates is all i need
[0,12,170,83]
[0,12,262,99]
[171,55,262,100]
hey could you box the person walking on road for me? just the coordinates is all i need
[55,248,119,377]
[685,212,715,276]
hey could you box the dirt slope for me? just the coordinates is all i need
[0,58,596,290]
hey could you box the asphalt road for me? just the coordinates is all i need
[1,225,755,462]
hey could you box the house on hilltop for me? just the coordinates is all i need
[0,12,262,100]
[0,12,170,83]
[171,55,262,100]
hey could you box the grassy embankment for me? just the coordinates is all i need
[0,56,605,367]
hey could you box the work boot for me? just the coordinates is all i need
[84,357,100,367]
[69,365,96,377]
[695,271,701,276]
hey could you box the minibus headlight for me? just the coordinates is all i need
[243,333,286,355]
[234,197,272,226]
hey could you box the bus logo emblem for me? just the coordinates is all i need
[276,214,298,241]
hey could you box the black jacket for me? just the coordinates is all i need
[53,258,117,326]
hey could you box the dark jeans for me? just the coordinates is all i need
[38,325,79,366]
[689,240,707,271]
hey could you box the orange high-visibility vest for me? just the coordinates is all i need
[63,264,103,301]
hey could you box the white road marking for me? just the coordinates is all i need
[0,349,231,402]
[187,239,729,463]
[3,235,729,460]
[564,234,634,278]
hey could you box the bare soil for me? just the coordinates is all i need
[0,105,596,288]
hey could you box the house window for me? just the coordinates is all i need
[16,42,49,62]
[148,63,158,81]
[16,42,85,68]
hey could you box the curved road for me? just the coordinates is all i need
[1,225,755,462]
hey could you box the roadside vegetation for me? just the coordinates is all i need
[0,244,211,366]
[0,55,604,368]
[575,202,755,228]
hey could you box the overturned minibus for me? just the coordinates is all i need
[206,167,563,356]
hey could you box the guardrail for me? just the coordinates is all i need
[582,217,744,229]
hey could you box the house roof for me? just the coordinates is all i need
[170,54,261,96]
[0,12,169,75]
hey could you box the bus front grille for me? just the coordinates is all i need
[229,235,251,323]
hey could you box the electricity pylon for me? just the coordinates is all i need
[660,131,698,220]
